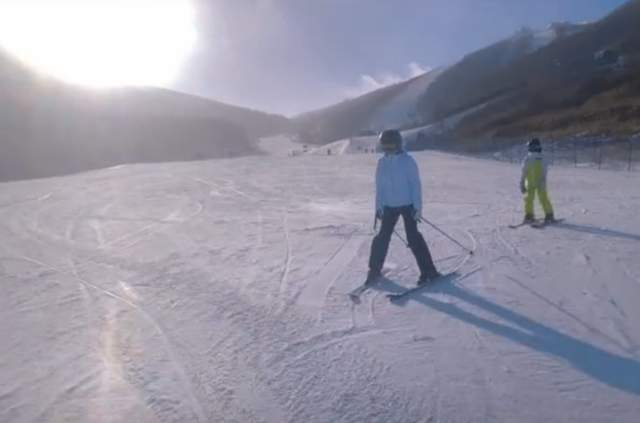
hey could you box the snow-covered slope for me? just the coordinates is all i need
[300,137,379,156]
[1,151,639,422]
[366,69,443,130]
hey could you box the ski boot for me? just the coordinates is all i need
[523,214,535,224]
[417,270,443,286]
[544,213,556,224]
[365,270,382,285]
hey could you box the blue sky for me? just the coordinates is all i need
[177,0,629,116]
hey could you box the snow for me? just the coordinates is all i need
[400,98,501,145]
[302,137,380,156]
[529,27,557,51]
[258,135,301,157]
[1,150,640,422]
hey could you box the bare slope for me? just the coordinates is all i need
[0,49,289,181]
[418,0,640,143]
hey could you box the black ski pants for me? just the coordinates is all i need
[369,206,438,278]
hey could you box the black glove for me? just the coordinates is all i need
[376,208,384,220]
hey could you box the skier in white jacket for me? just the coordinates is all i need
[367,130,441,285]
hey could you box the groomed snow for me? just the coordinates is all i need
[1,149,639,422]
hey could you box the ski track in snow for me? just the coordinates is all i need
[1,152,640,422]
[14,254,208,423]
[296,229,364,322]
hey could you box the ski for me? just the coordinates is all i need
[509,218,564,229]
[509,220,542,229]
[387,272,458,303]
[348,279,378,303]
[531,218,565,228]
[349,268,394,302]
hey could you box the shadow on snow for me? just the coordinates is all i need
[551,222,640,242]
[375,277,640,395]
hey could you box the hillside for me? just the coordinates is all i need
[293,1,640,150]
[0,49,290,181]
[292,70,441,145]
[291,20,592,147]
[417,0,640,147]
[1,151,639,422]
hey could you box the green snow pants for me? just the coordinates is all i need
[524,187,554,217]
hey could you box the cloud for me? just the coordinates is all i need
[345,62,432,98]
[408,61,430,77]
[346,74,402,97]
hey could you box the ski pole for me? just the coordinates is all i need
[419,216,474,255]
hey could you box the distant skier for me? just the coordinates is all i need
[520,138,555,223]
[367,130,441,285]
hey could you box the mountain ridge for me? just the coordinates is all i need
[0,47,290,181]
[293,0,640,148]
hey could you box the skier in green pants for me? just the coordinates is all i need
[520,138,555,223]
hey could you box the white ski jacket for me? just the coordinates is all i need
[375,151,422,214]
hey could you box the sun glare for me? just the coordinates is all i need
[0,0,197,88]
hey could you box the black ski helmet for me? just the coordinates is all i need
[379,129,403,147]
[528,138,542,153]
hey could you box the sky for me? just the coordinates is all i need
[177,0,629,116]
